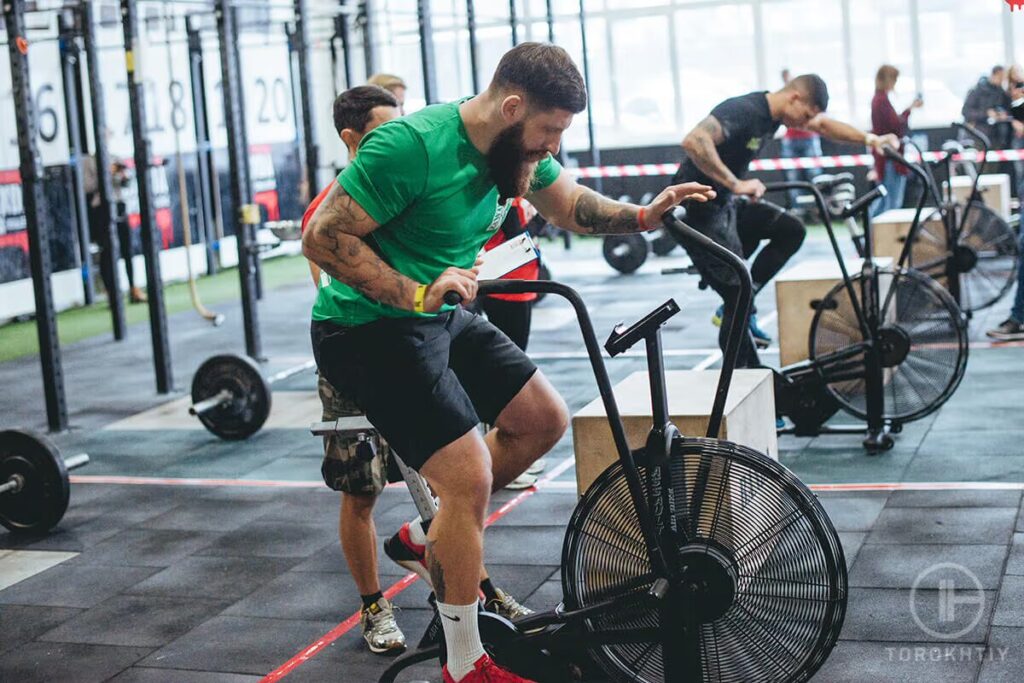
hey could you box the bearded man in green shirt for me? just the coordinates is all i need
[303,42,714,683]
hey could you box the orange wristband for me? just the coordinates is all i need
[637,207,647,231]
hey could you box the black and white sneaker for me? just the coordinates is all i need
[986,319,1024,341]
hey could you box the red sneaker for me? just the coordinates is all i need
[442,654,537,682]
[383,522,431,585]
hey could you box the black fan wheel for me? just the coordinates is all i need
[561,437,847,683]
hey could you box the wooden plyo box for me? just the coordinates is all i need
[571,369,777,496]
[946,174,1011,221]
[871,208,947,273]
[775,257,892,366]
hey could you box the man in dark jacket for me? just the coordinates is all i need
[963,66,1012,148]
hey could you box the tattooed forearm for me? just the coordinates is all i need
[302,184,417,310]
[426,539,446,602]
[569,187,641,235]
[683,116,738,190]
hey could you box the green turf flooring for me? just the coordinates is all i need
[0,255,312,363]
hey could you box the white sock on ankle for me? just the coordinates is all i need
[408,516,428,546]
[437,600,485,681]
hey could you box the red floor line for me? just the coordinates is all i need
[70,475,325,488]
[72,475,1024,493]
[970,339,1024,349]
[260,574,421,683]
[260,485,542,682]
[73,470,1024,680]
[810,481,1024,491]
[71,475,439,490]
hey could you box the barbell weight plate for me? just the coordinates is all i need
[0,429,70,534]
[651,228,678,257]
[602,233,649,274]
[190,354,272,440]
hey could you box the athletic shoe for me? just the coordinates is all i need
[442,654,537,683]
[383,523,431,585]
[712,305,772,349]
[525,459,547,476]
[504,471,538,490]
[986,319,1024,341]
[711,305,724,328]
[360,597,406,655]
[484,588,534,620]
[748,314,772,349]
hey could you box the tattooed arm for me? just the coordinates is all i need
[527,169,715,235]
[302,182,480,310]
[302,182,418,309]
[681,115,738,190]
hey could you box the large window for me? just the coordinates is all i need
[357,0,1021,150]
[607,9,677,147]
[371,0,425,111]
[431,0,473,100]
[673,3,758,134]
[846,0,917,129]
[916,0,1006,127]
[762,0,848,121]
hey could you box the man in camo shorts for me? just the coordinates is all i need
[303,86,534,658]
[317,372,391,495]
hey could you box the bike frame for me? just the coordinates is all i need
[381,212,837,682]
[888,123,991,313]
[764,180,891,441]
[446,215,752,680]
[898,138,963,305]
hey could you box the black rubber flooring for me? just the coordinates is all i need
[2,236,1023,682]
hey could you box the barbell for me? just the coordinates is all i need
[189,354,273,440]
[0,429,90,534]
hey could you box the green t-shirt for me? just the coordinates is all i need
[311,100,562,326]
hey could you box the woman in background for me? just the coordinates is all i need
[870,64,922,216]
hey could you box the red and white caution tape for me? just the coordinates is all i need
[567,148,1024,179]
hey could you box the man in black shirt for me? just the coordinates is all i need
[670,74,897,368]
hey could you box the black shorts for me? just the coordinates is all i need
[672,199,787,286]
[311,307,537,471]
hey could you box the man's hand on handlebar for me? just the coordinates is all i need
[731,178,766,201]
[643,182,716,227]
[868,133,900,155]
[424,261,480,311]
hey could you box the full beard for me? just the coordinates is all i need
[487,122,543,203]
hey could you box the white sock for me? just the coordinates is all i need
[437,600,485,680]
[408,516,428,546]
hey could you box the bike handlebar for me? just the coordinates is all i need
[953,121,991,153]
[841,185,887,219]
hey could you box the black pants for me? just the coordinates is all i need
[480,297,532,352]
[89,200,137,296]
[669,199,805,368]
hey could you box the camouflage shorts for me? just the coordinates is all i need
[318,373,391,496]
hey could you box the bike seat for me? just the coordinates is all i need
[605,299,681,357]
[812,173,855,192]
[310,415,375,437]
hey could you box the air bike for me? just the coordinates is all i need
[374,211,847,683]
[761,156,968,452]
[879,123,1019,316]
